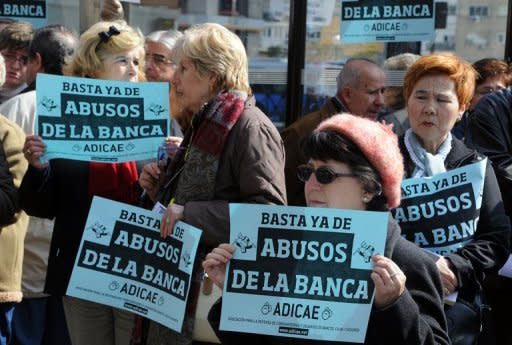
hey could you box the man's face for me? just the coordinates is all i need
[344,65,385,120]
[1,48,29,89]
[145,41,175,82]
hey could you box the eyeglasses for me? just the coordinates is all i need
[297,165,357,184]
[475,86,505,96]
[2,52,29,66]
[146,53,175,68]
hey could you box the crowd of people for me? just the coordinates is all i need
[0,5,512,345]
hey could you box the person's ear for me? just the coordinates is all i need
[457,103,467,121]
[32,52,43,73]
[362,191,375,204]
[206,72,218,93]
[341,86,351,102]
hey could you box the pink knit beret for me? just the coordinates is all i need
[315,113,404,208]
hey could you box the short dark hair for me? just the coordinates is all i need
[29,25,78,75]
[0,21,33,51]
[301,130,386,211]
[473,58,512,87]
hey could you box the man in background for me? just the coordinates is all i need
[282,58,394,206]
[0,21,32,104]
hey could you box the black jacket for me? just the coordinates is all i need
[19,160,141,296]
[400,137,511,289]
[208,217,450,345]
[466,88,512,217]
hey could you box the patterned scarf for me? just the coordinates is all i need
[158,89,247,205]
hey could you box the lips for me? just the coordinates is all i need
[307,199,326,207]
[7,72,20,80]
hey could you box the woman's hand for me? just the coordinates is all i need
[164,136,183,160]
[371,255,406,309]
[23,135,48,170]
[436,256,458,295]
[139,162,160,201]
[202,243,235,290]
[160,203,183,238]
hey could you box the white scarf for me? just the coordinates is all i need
[404,128,452,178]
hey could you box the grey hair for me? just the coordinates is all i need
[336,58,379,91]
[146,30,182,52]
[383,53,420,70]
[0,53,5,87]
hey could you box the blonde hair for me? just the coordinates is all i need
[64,20,145,80]
[172,23,250,94]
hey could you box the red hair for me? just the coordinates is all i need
[403,53,477,108]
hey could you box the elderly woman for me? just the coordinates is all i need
[400,53,510,342]
[20,20,145,345]
[138,23,286,344]
[203,114,450,345]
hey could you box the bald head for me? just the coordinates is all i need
[336,58,385,120]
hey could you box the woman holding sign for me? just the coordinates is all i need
[138,23,286,344]
[399,53,510,343]
[204,114,450,345]
[20,20,146,345]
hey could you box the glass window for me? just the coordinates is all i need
[123,0,289,128]
[48,0,80,33]
[302,0,509,120]
[497,32,506,45]
[303,0,385,116]
[38,0,511,127]
[427,1,507,61]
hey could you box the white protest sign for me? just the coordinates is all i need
[220,204,388,343]
[67,196,202,332]
[395,160,486,255]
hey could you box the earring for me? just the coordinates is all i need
[362,195,370,203]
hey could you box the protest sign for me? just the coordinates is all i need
[35,74,169,163]
[67,196,202,332]
[220,204,388,343]
[0,0,47,28]
[340,0,435,43]
[394,160,486,256]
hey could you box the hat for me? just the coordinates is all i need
[315,113,404,208]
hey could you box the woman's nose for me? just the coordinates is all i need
[423,101,436,115]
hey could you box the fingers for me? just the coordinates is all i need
[436,257,458,294]
[164,137,183,159]
[371,255,406,308]
[139,163,160,200]
[142,162,160,180]
[210,244,235,261]
[219,243,236,255]
[165,136,183,146]
[159,208,175,239]
[23,135,47,169]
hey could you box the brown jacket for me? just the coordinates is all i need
[281,98,343,206]
[0,116,28,303]
[160,97,287,249]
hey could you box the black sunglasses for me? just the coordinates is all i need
[297,165,357,184]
